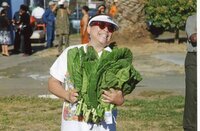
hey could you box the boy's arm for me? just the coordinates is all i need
[48,76,78,103]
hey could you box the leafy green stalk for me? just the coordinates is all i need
[67,46,142,123]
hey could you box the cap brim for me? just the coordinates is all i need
[3,5,9,7]
[88,15,119,30]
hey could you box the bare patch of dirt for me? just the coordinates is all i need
[112,33,186,55]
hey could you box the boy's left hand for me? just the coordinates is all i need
[102,88,124,106]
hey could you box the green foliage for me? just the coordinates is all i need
[145,0,196,31]
[67,46,142,123]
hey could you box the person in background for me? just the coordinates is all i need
[80,6,89,44]
[109,0,118,18]
[1,1,11,52]
[1,2,9,16]
[183,13,197,131]
[42,1,56,48]
[48,14,123,131]
[12,9,21,54]
[54,0,71,56]
[97,4,106,15]
[31,3,45,24]
[0,9,11,56]
[19,4,32,56]
[1,2,11,28]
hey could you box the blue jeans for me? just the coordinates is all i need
[46,25,54,48]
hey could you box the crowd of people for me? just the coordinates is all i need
[0,0,119,57]
[0,2,33,56]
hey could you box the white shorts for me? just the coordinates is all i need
[61,110,117,131]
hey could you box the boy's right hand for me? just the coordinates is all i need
[66,89,78,104]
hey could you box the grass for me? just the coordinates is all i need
[117,95,184,131]
[0,92,184,131]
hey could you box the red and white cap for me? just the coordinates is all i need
[88,15,119,30]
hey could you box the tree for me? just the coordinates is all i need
[106,0,148,40]
[145,0,196,44]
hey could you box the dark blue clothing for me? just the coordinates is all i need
[46,25,54,48]
[20,12,32,55]
[42,8,55,48]
[13,11,21,52]
[13,11,20,23]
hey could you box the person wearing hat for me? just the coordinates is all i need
[54,0,71,56]
[42,1,56,48]
[1,2,9,7]
[0,2,9,15]
[48,14,123,131]
[0,9,11,56]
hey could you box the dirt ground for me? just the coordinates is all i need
[0,34,186,97]
[113,34,186,96]
[38,34,186,95]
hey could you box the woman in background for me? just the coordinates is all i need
[97,4,106,15]
[0,9,11,56]
[80,6,89,44]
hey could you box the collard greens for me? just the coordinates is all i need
[67,46,142,123]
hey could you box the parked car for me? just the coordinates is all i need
[30,21,46,43]
[69,8,97,34]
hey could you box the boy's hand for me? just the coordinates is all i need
[65,89,78,104]
[102,88,124,106]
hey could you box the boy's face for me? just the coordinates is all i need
[88,22,113,47]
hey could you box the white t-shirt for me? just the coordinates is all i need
[31,6,45,19]
[50,44,117,131]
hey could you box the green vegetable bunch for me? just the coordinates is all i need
[67,46,142,123]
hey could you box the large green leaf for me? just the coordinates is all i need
[67,46,142,123]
